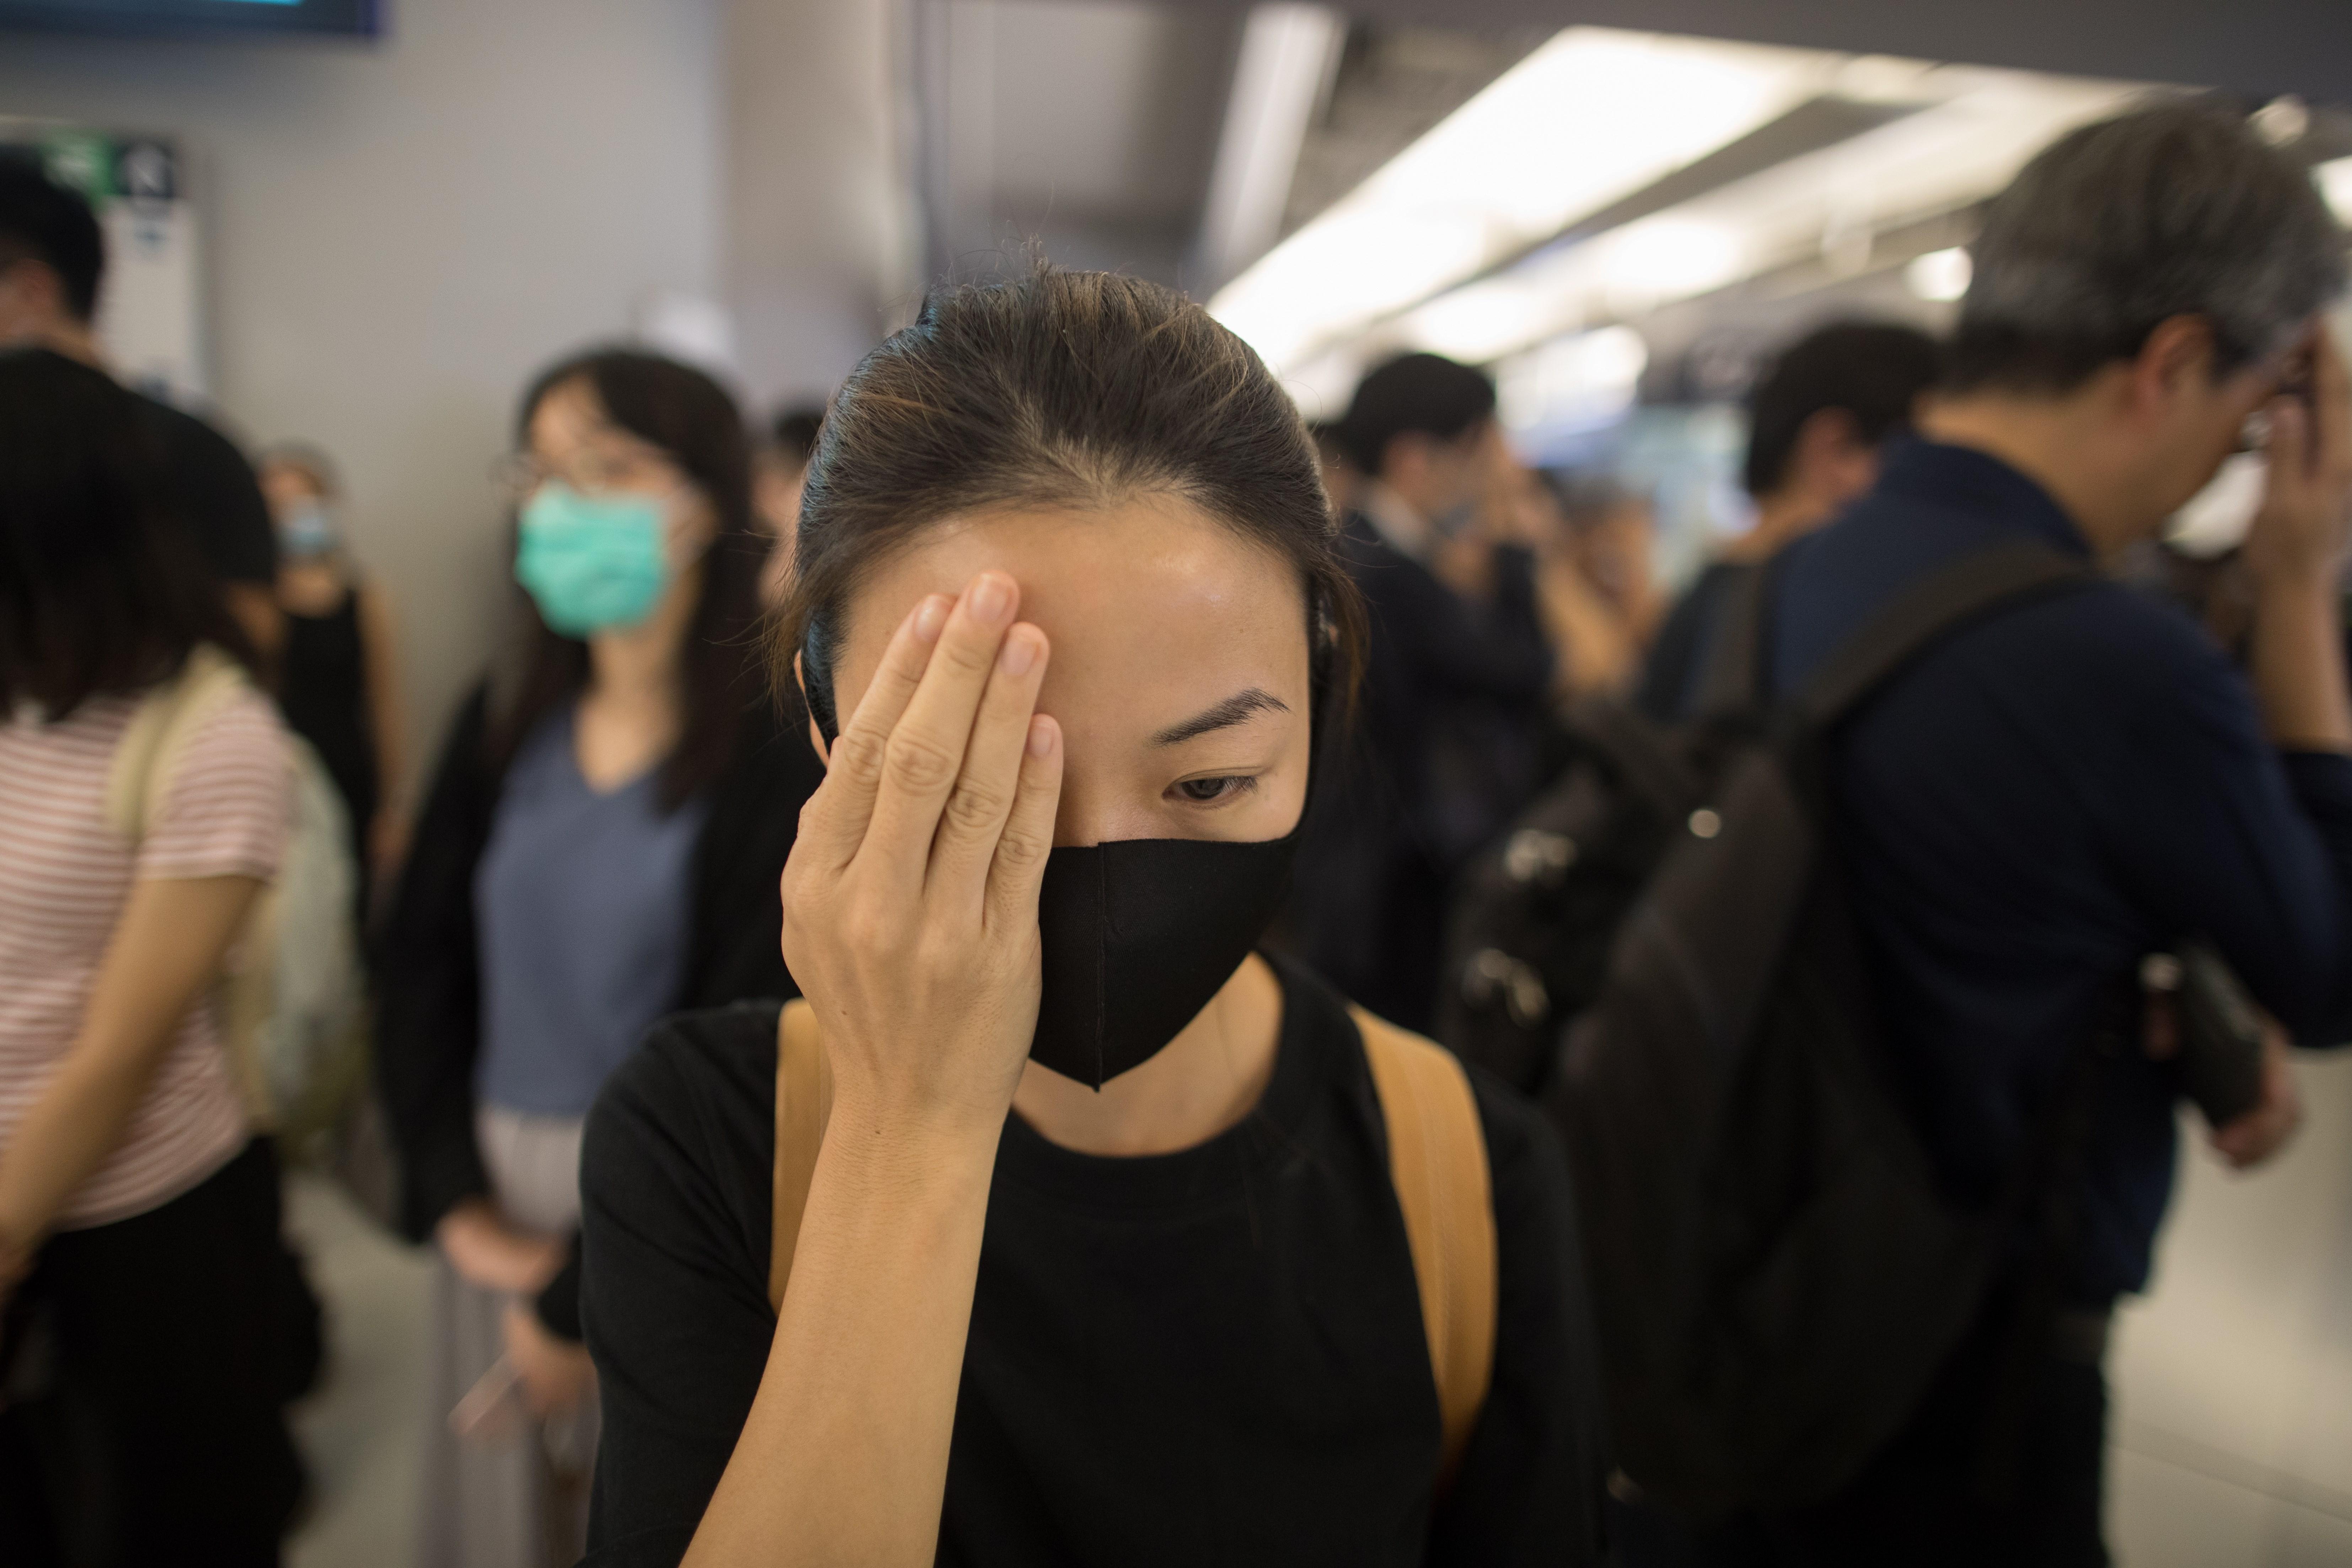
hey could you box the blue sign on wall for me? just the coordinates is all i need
[0,0,378,37]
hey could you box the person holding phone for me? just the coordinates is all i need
[575,267,1605,1566]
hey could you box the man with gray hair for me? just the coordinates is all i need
[1665,100,2352,1562]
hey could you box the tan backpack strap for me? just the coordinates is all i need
[768,998,836,1314]
[104,644,251,844]
[1352,1004,1498,1486]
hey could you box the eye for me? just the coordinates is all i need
[1171,775,1257,806]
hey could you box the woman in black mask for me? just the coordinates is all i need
[576,268,1603,1567]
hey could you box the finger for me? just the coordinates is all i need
[796,594,950,865]
[985,714,1063,936]
[2308,325,2352,488]
[928,623,1051,906]
[862,572,1021,892]
[2267,394,2311,492]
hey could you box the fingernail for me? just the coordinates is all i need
[912,596,949,642]
[1028,716,1054,757]
[999,629,1037,677]
[967,573,1012,624]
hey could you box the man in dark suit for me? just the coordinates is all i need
[1287,353,1554,1030]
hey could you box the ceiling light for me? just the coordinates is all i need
[1368,67,2136,370]
[1400,280,1550,363]
[1210,27,1838,372]
[1601,218,1745,306]
[1906,246,1973,302]
[2319,156,2352,224]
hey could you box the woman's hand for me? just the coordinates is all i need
[679,573,1058,1567]
[501,1299,596,1417]
[436,1197,565,1296]
[782,571,1061,1137]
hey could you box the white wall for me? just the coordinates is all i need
[0,0,731,782]
[727,0,912,411]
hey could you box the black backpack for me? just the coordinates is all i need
[1437,540,2096,1514]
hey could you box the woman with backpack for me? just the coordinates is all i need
[374,348,823,1568]
[0,349,312,1564]
[576,269,1604,1566]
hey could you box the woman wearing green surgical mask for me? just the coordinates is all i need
[373,348,827,1568]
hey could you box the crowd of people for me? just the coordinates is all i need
[0,95,2347,1568]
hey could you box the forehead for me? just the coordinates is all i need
[528,377,655,458]
[842,496,1310,704]
[260,461,324,497]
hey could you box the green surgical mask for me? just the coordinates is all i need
[515,483,671,637]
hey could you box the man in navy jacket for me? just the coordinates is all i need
[1721,101,2352,1563]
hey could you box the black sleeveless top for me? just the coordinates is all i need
[281,586,377,865]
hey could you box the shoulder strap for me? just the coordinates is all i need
[767,998,836,1314]
[103,644,252,845]
[1689,560,1771,718]
[1797,541,2091,727]
[1352,1004,1499,1486]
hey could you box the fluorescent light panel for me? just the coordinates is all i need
[1418,66,2140,370]
[1209,28,1844,372]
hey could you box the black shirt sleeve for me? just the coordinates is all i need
[580,1008,779,1567]
[138,394,277,586]
[374,687,499,1240]
[1429,1071,1607,1565]
[535,1241,584,1342]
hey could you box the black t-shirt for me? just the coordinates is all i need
[134,392,276,586]
[579,954,1604,1566]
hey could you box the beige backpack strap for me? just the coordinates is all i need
[1352,1004,1499,1486]
[768,998,836,1314]
[103,644,250,844]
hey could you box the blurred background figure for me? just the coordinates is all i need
[1638,321,1944,721]
[0,349,316,1567]
[753,404,824,608]
[371,350,820,1568]
[259,444,408,910]
[1285,351,1553,1031]
[0,160,281,663]
[1522,470,1664,701]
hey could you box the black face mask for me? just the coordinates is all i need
[1029,825,1302,1088]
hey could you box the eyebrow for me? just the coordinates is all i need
[1151,687,1291,747]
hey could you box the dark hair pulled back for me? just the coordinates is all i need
[779,267,1364,742]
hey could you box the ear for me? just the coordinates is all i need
[794,651,830,770]
[1380,430,1435,488]
[0,257,65,318]
[1791,406,1864,468]
[2131,315,2219,415]
[1786,407,1876,506]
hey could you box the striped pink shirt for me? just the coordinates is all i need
[0,684,290,1228]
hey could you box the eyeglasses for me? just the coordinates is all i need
[489,445,678,504]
